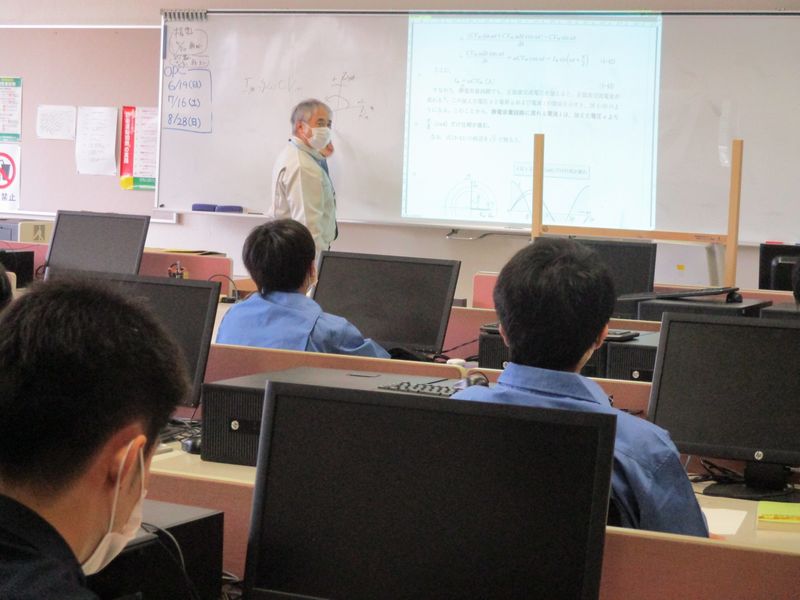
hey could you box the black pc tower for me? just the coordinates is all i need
[478,322,607,377]
[637,297,770,321]
[0,249,34,286]
[604,332,660,382]
[87,500,223,600]
[760,303,800,320]
[758,243,800,290]
[201,368,465,466]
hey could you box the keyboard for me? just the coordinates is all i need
[617,286,738,302]
[378,381,458,398]
[158,420,201,444]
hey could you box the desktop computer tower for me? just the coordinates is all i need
[637,298,770,321]
[605,332,660,382]
[86,500,222,600]
[478,324,510,370]
[202,368,462,466]
[478,323,606,377]
[0,249,34,287]
[760,302,800,320]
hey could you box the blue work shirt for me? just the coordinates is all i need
[452,363,708,537]
[217,291,390,359]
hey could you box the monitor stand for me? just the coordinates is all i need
[703,462,800,503]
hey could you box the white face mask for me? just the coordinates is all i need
[82,443,146,576]
[307,126,332,151]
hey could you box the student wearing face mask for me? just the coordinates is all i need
[269,98,337,256]
[0,278,189,598]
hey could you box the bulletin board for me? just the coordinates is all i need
[0,28,160,215]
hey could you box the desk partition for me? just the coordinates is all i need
[204,344,465,383]
[150,448,800,597]
[601,525,799,600]
[139,250,233,294]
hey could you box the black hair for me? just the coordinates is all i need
[0,278,189,493]
[493,237,616,371]
[243,219,316,294]
[0,265,10,312]
[792,260,800,303]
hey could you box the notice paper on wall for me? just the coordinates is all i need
[0,77,22,142]
[75,106,118,175]
[0,143,21,210]
[36,105,77,140]
[120,106,157,190]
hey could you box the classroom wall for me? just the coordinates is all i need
[2,1,787,300]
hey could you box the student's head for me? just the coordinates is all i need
[244,219,317,294]
[0,265,11,312]
[494,238,616,371]
[0,278,188,561]
[290,99,332,150]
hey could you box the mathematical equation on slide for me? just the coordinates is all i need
[163,26,212,133]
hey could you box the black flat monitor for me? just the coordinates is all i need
[313,251,460,355]
[757,243,800,290]
[575,239,657,318]
[244,379,615,600]
[59,273,219,407]
[46,211,150,277]
[649,313,800,501]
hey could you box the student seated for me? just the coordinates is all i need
[453,238,708,537]
[217,219,389,358]
[0,279,190,597]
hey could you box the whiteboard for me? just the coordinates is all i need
[157,11,800,243]
[157,12,407,224]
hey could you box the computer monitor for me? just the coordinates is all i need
[313,252,460,355]
[59,273,219,407]
[649,313,800,501]
[244,379,615,600]
[575,239,657,318]
[758,243,800,290]
[45,211,150,277]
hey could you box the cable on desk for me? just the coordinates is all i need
[208,273,240,302]
[441,337,479,354]
[698,458,743,484]
[221,570,243,600]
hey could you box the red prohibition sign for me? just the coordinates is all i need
[0,152,16,189]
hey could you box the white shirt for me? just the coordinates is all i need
[269,136,336,253]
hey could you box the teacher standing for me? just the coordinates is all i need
[269,99,337,255]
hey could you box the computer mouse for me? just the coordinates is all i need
[725,291,743,303]
[181,435,202,454]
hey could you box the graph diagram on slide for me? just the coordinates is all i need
[402,14,661,229]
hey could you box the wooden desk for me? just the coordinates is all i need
[149,448,800,597]
[150,445,255,578]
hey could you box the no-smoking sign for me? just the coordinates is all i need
[0,151,16,189]
[0,144,20,210]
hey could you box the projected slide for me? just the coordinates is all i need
[402,14,662,228]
